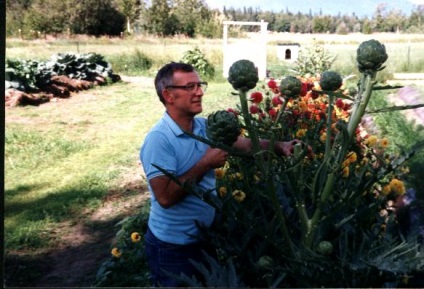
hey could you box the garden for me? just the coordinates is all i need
[4,34,424,287]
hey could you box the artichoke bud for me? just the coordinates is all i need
[206,110,240,146]
[228,59,259,92]
[320,70,343,91]
[279,76,302,98]
[356,39,388,73]
[317,240,333,255]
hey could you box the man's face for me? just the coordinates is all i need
[165,71,205,116]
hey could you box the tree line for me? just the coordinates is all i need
[6,0,424,38]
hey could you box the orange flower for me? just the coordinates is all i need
[218,186,227,197]
[111,247,122,258]
[379,137,389,148]
[131,232,141,243]
[342,166,350,178]
[215,168,226,179]
[389,178,406,195]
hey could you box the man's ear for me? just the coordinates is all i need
[162,88,174,104]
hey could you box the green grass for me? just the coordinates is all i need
[4,79,240,251]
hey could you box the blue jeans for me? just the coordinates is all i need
[144,226,210,287]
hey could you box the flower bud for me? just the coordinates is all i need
[356,39,388,74]
[228,59,259,92]
[279,76,302,98]
[319,70,343,91]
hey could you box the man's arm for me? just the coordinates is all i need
[233,136,311,157]
[149,147,228,208]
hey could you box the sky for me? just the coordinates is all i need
[204,0,424,17]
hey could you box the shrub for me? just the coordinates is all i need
[180,47,215,80]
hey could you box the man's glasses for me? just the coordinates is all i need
[166,81,208,92]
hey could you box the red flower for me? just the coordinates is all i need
[335,98,344,109]
[300,82,309,96]
[227,108,239,115]
[267,79,278,90]
[311,91,320,99]
[268,108,277,119]
[249,104,261,114]
[272,96,283,106]
[250,92,263,104]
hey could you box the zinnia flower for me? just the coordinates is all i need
[296,129,307,138]
[267,79,278,90]
[379,137,389,148]
[215,168,226,179]
[272,96,283,106]
[364,135,378,147]
[347,151,357,163]
[250,104,261,114]
[389,178,406,195]
[111,247,122,258]
[250,91,263,104]
[218,186,227,197]
[131,232,141,243]
[342,166,350,178]
[232,190,246,202]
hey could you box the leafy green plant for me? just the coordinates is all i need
[292,42,336,77]
[93,202,151,287]
[177,40,424,287]
[107,49,153,75]
[181,47,215,80]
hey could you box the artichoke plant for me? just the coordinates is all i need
[206,110,240,146]
[356,39,388,74]
[279,76,302,98]
[227,59,258,92]
[319,70,343,91]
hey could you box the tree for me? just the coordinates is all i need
[68,0,126,36]
[145,0,178,36]
[23,0,69,36]
[114,0,142,33]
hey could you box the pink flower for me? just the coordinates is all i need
[250,92,263,104]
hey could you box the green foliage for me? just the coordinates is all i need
[93,202,151,287]
[5,52,118,92]
[181,47,215,80]
[106,49,152,75]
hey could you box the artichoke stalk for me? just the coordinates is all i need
[228,59,296,258]
[305,40,388,248]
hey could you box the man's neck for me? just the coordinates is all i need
[167,111,194,132]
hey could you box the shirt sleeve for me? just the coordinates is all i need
[140,131,177,180]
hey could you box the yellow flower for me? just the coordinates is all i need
[298,101,307,112]
[389,178,406,195]
[400,166,410,174]
[342,159,350,168]
[364,135,378,147]
[347,151,357,163]
[381,185,391,195]
[215,168,226,179]
[320,132,326,143]
[218,186,227,197]
[131,232,141,243]
[111,247,122,258]
[232,190,246,203]
[236,172,243,180]
[379,137,389,148]
[342,166,349,178]
[361,157,369,166]
[296,129,307,138]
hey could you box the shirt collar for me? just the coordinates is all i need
[163,112,203,137]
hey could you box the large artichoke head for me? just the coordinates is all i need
[279,76,302,98]
[206,110,240,146]
[228,59,259,92]
[356,39,388,74]
[320,70,343,91]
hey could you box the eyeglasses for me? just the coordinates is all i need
[166,81,208,92]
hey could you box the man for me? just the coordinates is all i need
[140,62,303,287]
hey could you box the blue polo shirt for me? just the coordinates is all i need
[140,112,216,245]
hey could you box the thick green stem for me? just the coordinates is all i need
[324,93,335,160]
[347,73,376,138]
[239,89,296,257]
[305,72,377,248]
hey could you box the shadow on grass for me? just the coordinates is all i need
[4,204,145,287]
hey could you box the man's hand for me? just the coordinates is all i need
[201,147,229,169]
[277,139,314,158]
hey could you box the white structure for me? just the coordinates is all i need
[222,20,268,80]
[277,43,301,62]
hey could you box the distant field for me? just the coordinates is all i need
[6,33,424,79]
